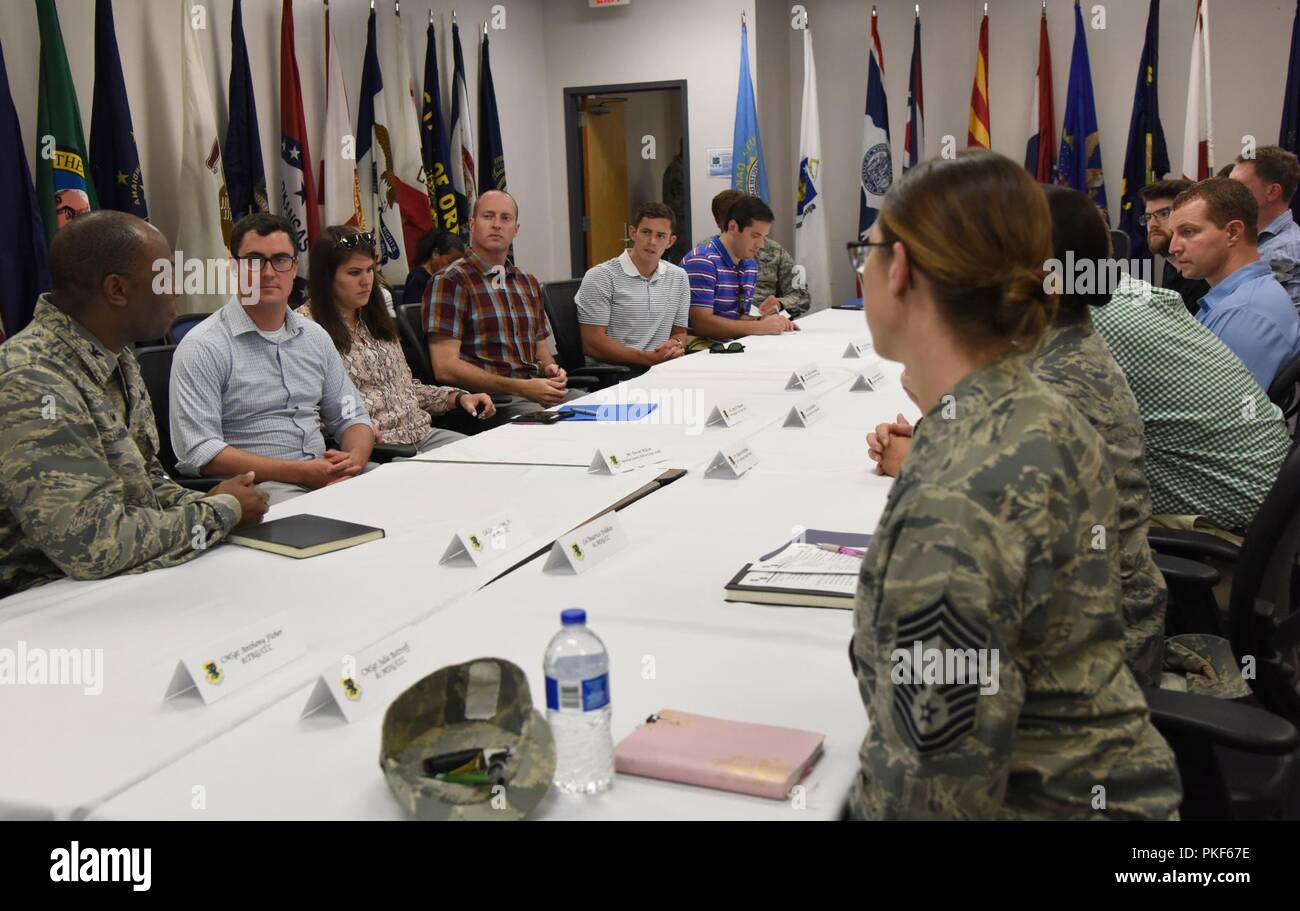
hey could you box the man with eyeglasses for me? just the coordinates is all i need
[170,213,375,505]
[1140,179,1209,316]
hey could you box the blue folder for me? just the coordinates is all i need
[557,403,658,422]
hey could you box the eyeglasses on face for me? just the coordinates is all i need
[1139,207,1173,227]
[237,253,298,273]
[846,240,893,272]
[709,341,745,354]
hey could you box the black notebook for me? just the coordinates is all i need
[227,514,384,559]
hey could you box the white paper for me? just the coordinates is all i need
[706,401,750,428]
[589,446,668,475]
[739,570,859,595]
[750,543,861,574]
[166,611,303,705]
[544,513,630,574]
[302,628,421,723]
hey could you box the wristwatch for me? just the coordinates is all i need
[452,390,468,409]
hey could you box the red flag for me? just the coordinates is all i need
[968,13,991,149]
[279,0,319,263]
[1028,10,1056,182]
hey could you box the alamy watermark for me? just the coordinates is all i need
[1043,252,1153,297]
[0,640,103,695]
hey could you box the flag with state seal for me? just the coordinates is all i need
[859,7,891,239]
[731,21,769,201]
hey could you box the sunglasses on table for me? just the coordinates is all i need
[709,341,745,354]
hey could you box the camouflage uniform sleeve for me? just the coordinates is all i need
[0,366,240,582]
[851,482,1028,820]
[776,244,811,316]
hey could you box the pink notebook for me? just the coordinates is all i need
[613,709,825,800]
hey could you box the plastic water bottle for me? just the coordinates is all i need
[544,608,615,794]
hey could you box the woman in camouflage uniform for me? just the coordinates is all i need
[847,151,1181,820]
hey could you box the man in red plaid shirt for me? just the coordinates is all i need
[424,190,573,421]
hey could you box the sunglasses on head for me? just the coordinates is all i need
[337,231,375,251]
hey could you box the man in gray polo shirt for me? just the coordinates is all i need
[170,214,374,505]
[577,202,690,368]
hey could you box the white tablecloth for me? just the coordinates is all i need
[0,462,659,819]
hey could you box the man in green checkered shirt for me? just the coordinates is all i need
[1091,275,1291,532]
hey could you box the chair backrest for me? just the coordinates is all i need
[1109,229,1131,261]
[541,279,585,372]
[134,344,181,476]
[397,302,435,384]
[390,286,405,310]
[1267,349,1300,420]
[1231,442,1300,722]
[168,313,207,346]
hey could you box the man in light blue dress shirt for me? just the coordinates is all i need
[1169,178,1300,390]
[1230,145,1300,313]
[171,214,374,504]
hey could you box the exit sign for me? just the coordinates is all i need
[590,0,630,6]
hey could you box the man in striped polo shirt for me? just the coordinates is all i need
[426,190,575,422]
[576,202,689,369]
[682,196,798,345]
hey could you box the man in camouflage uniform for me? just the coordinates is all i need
[707,190,811,317]
[0,211,266,597]
[850,354,1182,819]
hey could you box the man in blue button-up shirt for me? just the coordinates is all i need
[1169,178,1300,390]
[1229,145,1300,313]
[171,214,374,504]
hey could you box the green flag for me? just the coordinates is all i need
[36,0,97,242]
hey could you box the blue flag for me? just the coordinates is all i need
[1058,2,1108,219]
[89,0,146,219]
[422,20,458,235]
[224,0,267,221]
[477,29,507,194]
[0,37,51,337]
[1119,0,1169,261]
[732,24,769,201]
[1282,0,1300,220]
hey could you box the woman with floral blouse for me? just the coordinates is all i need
[299,226,495,452]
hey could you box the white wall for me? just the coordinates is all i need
[3,0,1294,299]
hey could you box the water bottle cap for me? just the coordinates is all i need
[560,608,586,626]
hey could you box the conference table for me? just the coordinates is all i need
[3,308,920,821]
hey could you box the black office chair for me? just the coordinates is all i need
[1143,686,1298,819]
[389,286,405,310]
[134,345,222,492]
[167,313,207,346]
[396,302,436,385]
[1145,443,1300,817]
[541,279,633,391]
[1109,229,1131,261]
[1267,349,1300,425]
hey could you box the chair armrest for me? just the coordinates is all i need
[571,365,633,378]
[176,477,226,493]
[1153,552,1221,588]
[566,375,602,390]
[490,394,513,405]
[371,442,418,463]
[1148,527,1241,563]
[1143,686,1299,755]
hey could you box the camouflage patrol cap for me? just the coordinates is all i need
[380,658,555,820]
[1161,634,1252,700]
